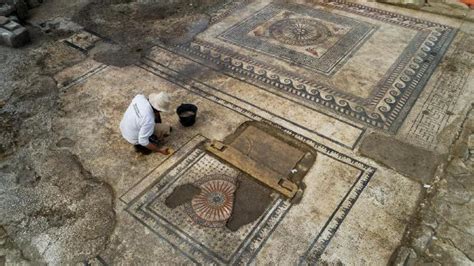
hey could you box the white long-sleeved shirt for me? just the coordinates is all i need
[120,95,155,146]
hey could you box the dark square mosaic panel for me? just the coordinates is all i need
[219,3,376,75]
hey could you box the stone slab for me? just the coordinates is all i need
[0,16,8,25]
[0,21,29,47]
[359,132,444,183]
[227,123,306,176]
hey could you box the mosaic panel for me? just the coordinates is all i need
[167,0,457,133]
[126,149,291,264]
[219,3,376,74]
[125,59,377,262]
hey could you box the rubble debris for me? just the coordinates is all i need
[0,0,29,20]
[0,0,44,48]
[25,0,42,9]
[0,16,29,47]
[0,3,15,17]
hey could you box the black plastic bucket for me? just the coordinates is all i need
[177,104,198,127]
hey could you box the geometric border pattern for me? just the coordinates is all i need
[168,0,457,133]
[136,61,377,263]
[407,34,472,147]
[142,55,366,150]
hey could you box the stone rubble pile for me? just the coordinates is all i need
[0,0,43,47]
[377,0,473,21]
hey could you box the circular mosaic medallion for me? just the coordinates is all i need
[269,18,331,46]
[185,177,236,228]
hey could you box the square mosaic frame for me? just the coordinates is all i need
[167,0,457,133]
[126,149,291,264]
[219,3,377,75]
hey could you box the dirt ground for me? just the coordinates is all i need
[0,0,473,264]
[0,0,225,263]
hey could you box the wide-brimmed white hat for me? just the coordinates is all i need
[149,92,171,112]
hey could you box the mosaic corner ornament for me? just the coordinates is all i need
[185,175,237,228]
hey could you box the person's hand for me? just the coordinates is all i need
[157,147,171,155]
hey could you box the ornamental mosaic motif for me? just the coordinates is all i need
[269,18,332,46]
[185,176,237,228]
[218,2,375,74]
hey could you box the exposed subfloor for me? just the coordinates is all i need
[0,0,473,264]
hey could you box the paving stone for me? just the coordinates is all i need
[412,225,435,254]
[434,0,470,9]
[0,4,14,17]
[442,175,471,204]
[427,238,473,264]
[433,198,474,236]
[422,211,439,229]
[392,246,418,266]
[421,3,469,18]
[0,23,30,48]
[468,134,474,149]
[377,0,425,6]
[10,0,28,20]
[2,21,18,31]
[436,222,474,260]
[0,15,7,25]
[446,158,470,176]
[0,20,29,47]
[25,0,41,8]
[359,133,445,183]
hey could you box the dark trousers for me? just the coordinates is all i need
[134,135,161,155]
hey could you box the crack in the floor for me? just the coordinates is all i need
[440,236,474,262]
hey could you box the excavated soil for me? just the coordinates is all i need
[72,0,221,66]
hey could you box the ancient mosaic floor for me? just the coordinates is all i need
[51,0,473,264]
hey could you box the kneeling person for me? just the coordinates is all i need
[120,92,172,155]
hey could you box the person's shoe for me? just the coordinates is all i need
[134,145,153,155]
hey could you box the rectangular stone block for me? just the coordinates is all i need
[0,4,14,17]
[0,21,29,47]
[3,20,18,30]
[0,15,8,25]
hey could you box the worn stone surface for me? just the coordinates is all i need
[391,110,474,264]
[359,133,445,183]
[0,8,114,263]
[0,0,473,264]
[226,174,274,231]
[165,184,202,209]
[0,226,30,265]
[73,0,219,67]
[377,0,473,21]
